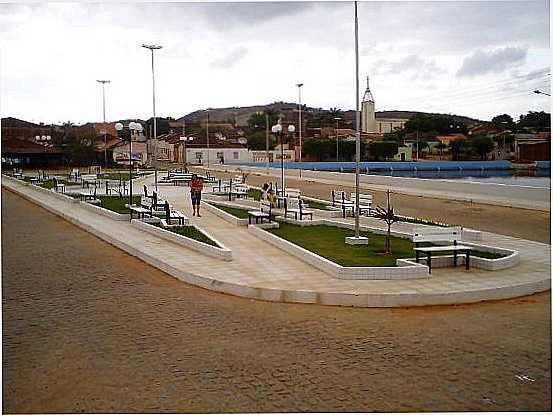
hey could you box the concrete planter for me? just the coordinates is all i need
[248,225,429,280]
[79,200,130,221]
[132,219,232,261]
[202,201,249,226]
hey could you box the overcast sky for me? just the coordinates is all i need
[1,1,550,125]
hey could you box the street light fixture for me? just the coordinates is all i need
[534,90,551,96]
[142,44,163,166]
[115,121,143,211]
[96,79,110,169]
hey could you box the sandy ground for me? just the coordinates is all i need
[197,168,551,244]
[2,189,551,413]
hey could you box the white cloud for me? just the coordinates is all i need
[0,1,550,124]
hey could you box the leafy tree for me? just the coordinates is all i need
[303,139,336,161]
[449,139,468,161]
[68,134,96,166]
[412,140,429,154]
[517,111,551,132]
[405,114,467,135]
[491,114,515,131]
[471,135,495,160]
[244,130,275,151]
[369,141,398,161]
[247,110,279,130]
[436,142,448,159]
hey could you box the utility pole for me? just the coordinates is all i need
[206,110,210,169]
[141,44,162,167]
[96,80,110,169]
[296,83,304,177]
[354,1,360,239]
[265,112,269,174]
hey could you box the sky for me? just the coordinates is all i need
[0,1,550,125]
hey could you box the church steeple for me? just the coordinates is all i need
[362,76,374,103]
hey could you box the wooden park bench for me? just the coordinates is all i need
[412,226,472,274]
[350,192,373,216]
[53,178,66,193]
[129,205,152,220]
[79,184,98,202]
[284,197,314,221]
[247,200,273,224]
[163,201,188,226]
[81,174,98,189]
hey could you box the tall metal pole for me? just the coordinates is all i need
[206,110,210,169]
[280,131,284,193]
[96,80,110,169]
[142,44,162,167]
[336,118,339,161]
[265,112,269,174]
[354,1,360,238]
[129,128,133,208]
[297,83,303,178]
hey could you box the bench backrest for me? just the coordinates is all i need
[81,174,97,181]
[234,184,248,193]
[412,226,462,243]
[260,200,272,215]
[351,193,373,205]
[286,188,301,198]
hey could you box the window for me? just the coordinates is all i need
[233,152,239,159]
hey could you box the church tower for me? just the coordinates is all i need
[361,76,376,133]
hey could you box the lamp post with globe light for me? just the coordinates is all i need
[115,121,143,208]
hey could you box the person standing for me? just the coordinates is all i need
[190,174,204,217]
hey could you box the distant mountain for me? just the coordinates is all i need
[177,104,482,127]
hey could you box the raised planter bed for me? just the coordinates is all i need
[132,219,232,261]
[202,201,250,226]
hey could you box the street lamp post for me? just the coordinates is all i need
[180,136,193,172]
[271,123,283,194]
[115,121,143,210]
[296,83,304,177]
[206,109,210,169]
[141,44,162,167]
[96,79,110,169]
[334,117,342,161]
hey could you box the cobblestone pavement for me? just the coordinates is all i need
[2,190,551,413]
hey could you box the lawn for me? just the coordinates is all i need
[247,188,262,201]
[269,223,415,266]
[38,179,64,190]
[268,223,504,266]
[97,195,141,214]
[210,203,250,219]
[154,224,218,246]
[305,199,332,210]
[101,172,138,181]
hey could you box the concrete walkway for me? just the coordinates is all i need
[3,175,550,307]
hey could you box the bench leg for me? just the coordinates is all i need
[427,253,432,274]
[416,250,420,263]
[249,216,251,225]
[466,251,470,270]
[453,250,458,267]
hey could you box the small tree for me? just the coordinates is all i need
[471,135,495,160]
[373,190,399,254]
[436,142,447,159]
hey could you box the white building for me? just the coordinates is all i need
[361,76,408,134]
[361,76,377,133]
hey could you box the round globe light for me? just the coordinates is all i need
[288,124,295,133]
[271,125,279,134]
[129,122,138,130]
[115,122,124,131]
[136,123,143,132]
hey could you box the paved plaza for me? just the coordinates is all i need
[2,189,551,412]
[2,174,549,307]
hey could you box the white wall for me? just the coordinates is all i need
[186,147,250,165]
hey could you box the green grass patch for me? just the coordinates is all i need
[101,172,138,181]
[154,224,218,246]
[210,203,250,219]
[305,199,332,210]
[269,223,414,266]
[247,188,262,201]
[38,179,64,190]
[97,195,141,214]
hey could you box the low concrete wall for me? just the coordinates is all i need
[202,201,249,226]
[248,225,429,280]
[131,219,232,261]
[79,200,130,221]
